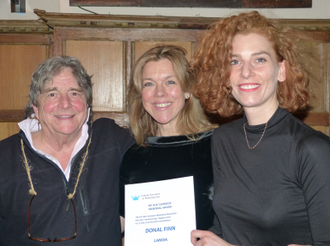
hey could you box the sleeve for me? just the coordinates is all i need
[296,132,330,245]
[209,132,223,238]
[208,215,223,238]
[119,150,133,217]
[113,123,135,157]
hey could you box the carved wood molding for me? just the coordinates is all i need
[34,9,330,31]
[0,20,52,34]
[69,0,312,8]
[2,10,328,34]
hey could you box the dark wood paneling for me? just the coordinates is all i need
[0,110,25,122]
[243,0,312,8]
[53,27,202,42]
[0,34,52,44]
[70,0,141,6]
[142,0,241,8]
[70,0,311,7]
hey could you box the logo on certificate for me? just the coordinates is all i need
[132,195,140,201]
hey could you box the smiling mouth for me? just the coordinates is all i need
[155,103,171,108]
[239,84,260,89]
[56,115,73,119]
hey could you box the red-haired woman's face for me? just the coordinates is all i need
[229,33,286,115]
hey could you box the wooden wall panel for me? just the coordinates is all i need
[297,42,327,113]
[0,44,48,141]
[0,122,20,141]
[0,45,47,110]
[52,27,202,126]
[65,40,125,112]
[1,15,330,138]
[70,0,312,8]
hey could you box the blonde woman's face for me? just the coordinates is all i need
[141,59,189,136]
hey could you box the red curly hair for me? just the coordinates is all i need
[193,11,309,117]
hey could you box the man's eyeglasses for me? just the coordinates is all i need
[27,194,77,242]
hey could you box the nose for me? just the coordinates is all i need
[58,94,71,108]
[241,62,254,79]
[155,84,166,97]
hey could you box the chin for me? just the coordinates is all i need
[56,127,79,135]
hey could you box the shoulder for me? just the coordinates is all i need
[92,118,129,137]
[297,130,330,155]
[288,121,330,176]
[212,118,241,139]
[123,143,145,156]
[91,118,135,151]
[0,133,25,178]
[121,144,149,171]
[92,118,118,130]
[0,133,20,150]
[285,113,329,146]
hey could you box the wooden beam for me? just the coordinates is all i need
[69,0,311,8]
[0,20,52,34]
[0,110,25,122]
[242,0,311,8]
[70,0,141,6]
[34,9,330,32]
[0,33,52,44]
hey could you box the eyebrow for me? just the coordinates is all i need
[43,87,83,93]
[232,51,271,58]
[142,75,176,81]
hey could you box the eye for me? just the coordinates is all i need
[167,80,176,85]
[143,82,153,87]
[256,58,266,63]
[230,59,239,65]
[48,93,56,98]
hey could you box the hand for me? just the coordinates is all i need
[191,230,234,246]
[120,216,125,234]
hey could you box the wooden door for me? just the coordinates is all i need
[0,29,52,141]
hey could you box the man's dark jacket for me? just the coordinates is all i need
[0,118,134,246]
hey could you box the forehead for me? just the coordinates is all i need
[142,59,175,75]
[45,68,79,89]
[232,33,274,53]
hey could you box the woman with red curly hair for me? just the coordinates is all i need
[191,11,330,246]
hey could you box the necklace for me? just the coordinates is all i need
[21,131,93,199]
[243,122,268,149]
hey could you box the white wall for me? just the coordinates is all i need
[0,0,59,19]
[1,0,330,20]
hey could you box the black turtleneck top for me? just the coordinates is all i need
[120,130,214,230]
[211,107,330,245]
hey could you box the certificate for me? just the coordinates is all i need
[124,176,196,246]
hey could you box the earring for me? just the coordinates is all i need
[186,94,191,99]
